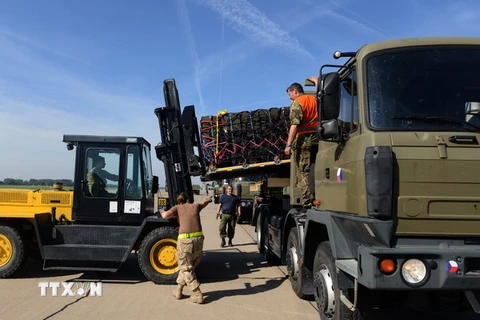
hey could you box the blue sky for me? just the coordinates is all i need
[1,0,480,183]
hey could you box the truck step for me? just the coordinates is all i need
[43,259,121,272]
[40,224,140,246]
[336,259,358,278]
[42,244,131,262]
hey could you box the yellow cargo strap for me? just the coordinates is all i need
[215,109,228,157]
[178,231,204,239]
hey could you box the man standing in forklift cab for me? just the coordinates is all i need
[216,185,241,247]
[161,193,212,304]
[87,156,119,197]
[284,80,319,208]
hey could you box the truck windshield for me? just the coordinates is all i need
[366,47,480,131]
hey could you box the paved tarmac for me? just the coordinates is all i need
[0,194,319,320]
[2,191,479,320]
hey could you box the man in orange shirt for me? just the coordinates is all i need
[284,80,319,208]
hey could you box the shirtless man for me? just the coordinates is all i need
[161,193,212,304]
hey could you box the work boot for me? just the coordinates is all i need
[190,287,204,304]
[228,239,233,247]
[172,284,184,300]
[220,238,226,247]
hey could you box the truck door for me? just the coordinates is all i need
[316,70,361,212]
[74,145,125,223]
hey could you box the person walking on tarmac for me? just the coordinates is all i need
[216,185,241,247]
[284,80,319,208]
[161,192,212,304]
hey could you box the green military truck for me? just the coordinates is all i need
[154,37,480,317]
[231,176,261,224]
[253,37,480,318]
[213,179,229,204]
[198,38,480,317]
[192,184,201,195]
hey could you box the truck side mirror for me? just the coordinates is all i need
[318,119,339,140]
[317,72,340,120]
[151,176,159,194]
[465,101,480,122]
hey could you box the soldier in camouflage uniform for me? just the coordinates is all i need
[284,81,319,207]
[87,156,119,197]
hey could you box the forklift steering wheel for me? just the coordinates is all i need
[126,179,139,198]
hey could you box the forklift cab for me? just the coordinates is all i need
[64,135,158,225]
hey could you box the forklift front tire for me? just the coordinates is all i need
[138,226,179,285]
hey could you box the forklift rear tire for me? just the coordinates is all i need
[0,225,28,278]
[138,226,179,285]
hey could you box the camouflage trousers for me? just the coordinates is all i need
[219,214,236,239]
[294,138,318,206]
[176,236,204,290]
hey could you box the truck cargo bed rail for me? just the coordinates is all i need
[203,159,291,181]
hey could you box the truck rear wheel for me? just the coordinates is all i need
[138,227,179,284]
[313,241,360,320]
[286,227,310,299]
[0,225,28,278]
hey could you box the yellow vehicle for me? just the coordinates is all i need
[0,80,204,283]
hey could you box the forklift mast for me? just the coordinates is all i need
[154,79,206,208]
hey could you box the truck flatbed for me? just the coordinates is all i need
[203,159,291,181]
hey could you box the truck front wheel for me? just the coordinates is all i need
[138,227,179,284]
[0,225,28,278]
[313,241,360,320]
[286,227,310,299]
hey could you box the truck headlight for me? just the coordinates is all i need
[241,202,246,207]
[401,259,428,286]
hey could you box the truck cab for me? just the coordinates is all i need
[231,176,261,223]
[65,135,157,224]
[192,185,201,195]
[247,38,480,318]
[213,179,230,204]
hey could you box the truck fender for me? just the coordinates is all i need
[301,218,330,272]
[127,216,179,257]
[282,210,306,261]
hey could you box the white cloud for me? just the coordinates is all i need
[0,28,93,66]
[191,0,314,60]
[187,0,330,100]
[324,10,391,38]
[0,33,166,181]
[400,0,480,37]
[325,0,392,37]
[176,0,205,113]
